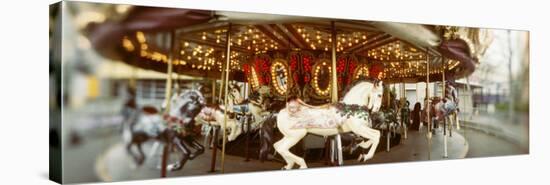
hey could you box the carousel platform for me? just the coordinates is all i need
[95,128,468,182]
[344,128,469,165]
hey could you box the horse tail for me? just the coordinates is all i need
[122,110,138,144]
[259,113,277,161]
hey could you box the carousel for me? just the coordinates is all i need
[85,5,492,179]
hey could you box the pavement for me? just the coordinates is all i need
[94,129,468,182]
[60,100,527,183]
[458,111,529,152]
[462,127,527,158]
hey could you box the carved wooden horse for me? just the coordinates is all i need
[122,89,206,171]
[274,80,384,169]
[432,82,460,134]
[197,83,268,142]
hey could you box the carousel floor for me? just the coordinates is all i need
[95,128,468,182]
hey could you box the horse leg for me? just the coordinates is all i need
[226,122,236,141]
[273,132,307,169]
[274,137,295,169]
[259,129,268,162]
[136,143,146,165]
[348,120,381,162]
[187,138,205,159]
[126,143,140,164]
[448,116,453,137]
[356,140,373,161]
[453,112,460,130]
[229,121,242,141]
[170,137,190,171]
[147,141,161,162]
[203,125,212,148]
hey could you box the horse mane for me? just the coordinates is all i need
[205,103,221,110]
[340,77,380,100]
[228,83,240,92]
[341,77,380,105]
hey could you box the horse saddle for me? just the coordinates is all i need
[289,99,331,111]
[198,107,219,122]
[142,106,159,115]
[232,104,249,115]
[288,99,343,129]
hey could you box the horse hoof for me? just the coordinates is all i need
[170,163,183,171]
[357,154,364,162]
[362,155,372,162]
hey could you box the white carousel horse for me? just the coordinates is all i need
[196,105,241,141]
[274,80,384,169]
[196,83,269,141]
[227,84,271,131]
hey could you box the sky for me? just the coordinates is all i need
[468,29,528,92]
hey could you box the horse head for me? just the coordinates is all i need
[341,80,384,112]
[228,82,243,105]
[367,80,384,112]
[170,89,206,125]
[248,91,265,107]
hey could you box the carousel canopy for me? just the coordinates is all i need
[82,2,491,84]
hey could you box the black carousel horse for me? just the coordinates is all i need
[257,95,287,162]
[122,89,206,171]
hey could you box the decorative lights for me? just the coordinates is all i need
[292,25,369,52]
[353,64,370,80]
[124,24,460,85]
[136,31,146,43]
[312,59,332,96]
[122,36,134,51]
[270,59,291,95]
[367,40,425,61]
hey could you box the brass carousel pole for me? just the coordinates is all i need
[218,67,225,104]
[206,77,215,147]
[442,58,448,158]
[161,31,176,178]
[401,80,407,139]
[416,83,419,107]
[331,21,343,166]
[386,83,391,152]
[221,23,232,173]
[426,51,432,160]
[208,54,225,172]
[212,80,216,104]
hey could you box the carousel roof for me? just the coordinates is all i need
[83,3,491,83]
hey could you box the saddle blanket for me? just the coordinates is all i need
[134,114,166,137]
[288,100,345,129]
[198,107,217,122]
